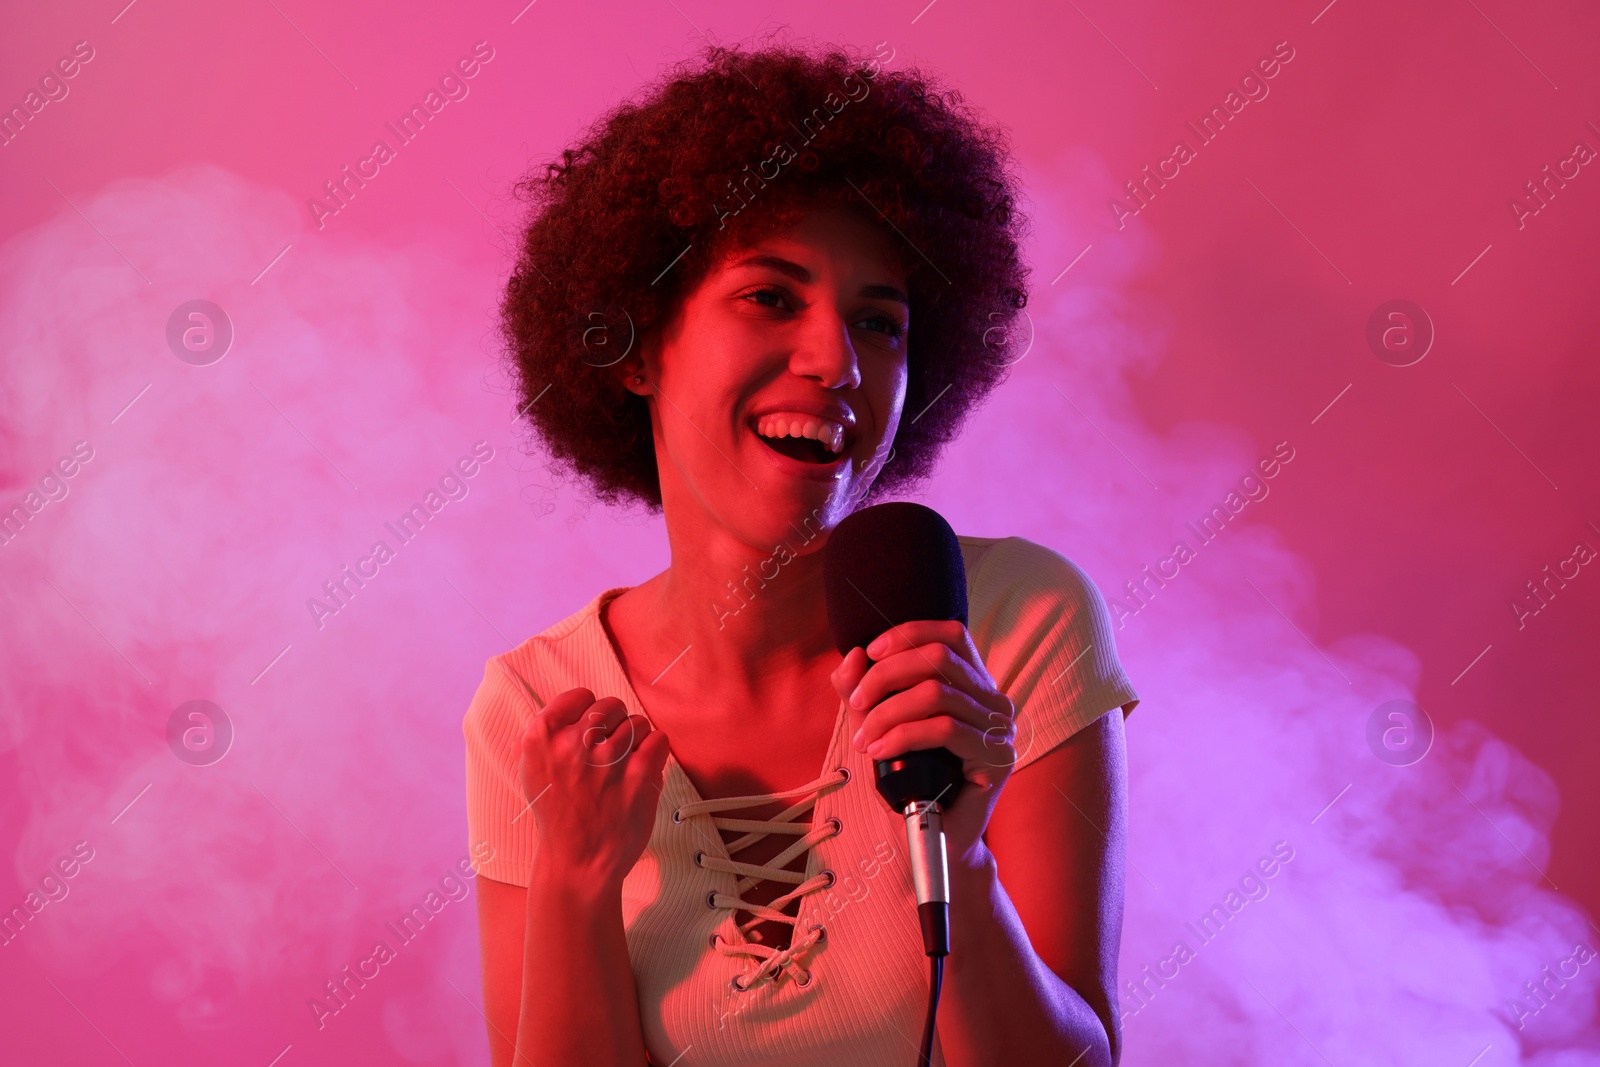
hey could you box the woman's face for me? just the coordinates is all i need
[628,205,910,550]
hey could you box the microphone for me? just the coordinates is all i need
[821,501,968,961]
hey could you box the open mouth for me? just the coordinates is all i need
[756,433,841,464]
[747,412,853,467]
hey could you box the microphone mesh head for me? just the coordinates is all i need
[821,502,968,655]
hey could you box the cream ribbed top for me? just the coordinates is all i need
[463,534,1140,1067]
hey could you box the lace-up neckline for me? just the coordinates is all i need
[593,587,853,994]
[675,767,849,992]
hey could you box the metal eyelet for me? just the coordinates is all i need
[809,923,827,944]
[709,932,722,949]
[731,974,748,993]
[706,890,719,909]
[794,967,814,988]
[672,808,684,823]
[826,817,842,836]
[819,869,835,888]
[694,850,705,867]
[835,766,851,784]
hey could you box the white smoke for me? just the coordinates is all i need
[931,144,1600,1063]
[0,159,1594,1066]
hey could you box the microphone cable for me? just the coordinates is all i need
[918,953,944,1067]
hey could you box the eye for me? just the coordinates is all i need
[740,285,791,310]
[738,286,906,340]
[859,312,905,339]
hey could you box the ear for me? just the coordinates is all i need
[615,328,659,397]
[612,356,645,395]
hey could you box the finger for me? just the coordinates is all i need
[547,697,627,761]
[577,701,631,746]
[584,712,648,767]
[856,679,1008,753]
[617,724,671,792]
[830,647,869,702]
[834,649,872,742]
[831,647,873,741]
[850,642,1004,718]
[538,687,600,732]
[865,620,980,670]
[626,727,672,781]
[865,715,1012,779]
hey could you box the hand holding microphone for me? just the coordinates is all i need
[823,503,1018,1067]
[831,621,1017,869]
[822,503,1019,950]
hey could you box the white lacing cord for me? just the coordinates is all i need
[675,767,849,991]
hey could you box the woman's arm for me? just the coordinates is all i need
[937,706,1128,1067]
[473,685,672,1067]
[834,617,1129,1066]
[477,870,652,1067]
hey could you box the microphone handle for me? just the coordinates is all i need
[873,747,965,958]
[902,798,951,957]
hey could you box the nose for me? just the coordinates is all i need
[790,307,862,391]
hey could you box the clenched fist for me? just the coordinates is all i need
[518,687,672,892]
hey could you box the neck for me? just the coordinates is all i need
[634,520,841,694]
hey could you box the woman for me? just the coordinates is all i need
[465,39,1139,1067]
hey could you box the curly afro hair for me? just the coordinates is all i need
[498,35,1031,513]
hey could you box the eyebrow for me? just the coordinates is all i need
[729,253,909,307]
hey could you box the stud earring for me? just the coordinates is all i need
[631,374,645,385]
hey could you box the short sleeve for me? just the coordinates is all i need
[463,655,543,886]
[966,536,1140,775]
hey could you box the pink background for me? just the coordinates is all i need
[2,0,1597,1063]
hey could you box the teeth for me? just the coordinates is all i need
[754,412,847,455]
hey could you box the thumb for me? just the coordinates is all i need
[835,647,872,743]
